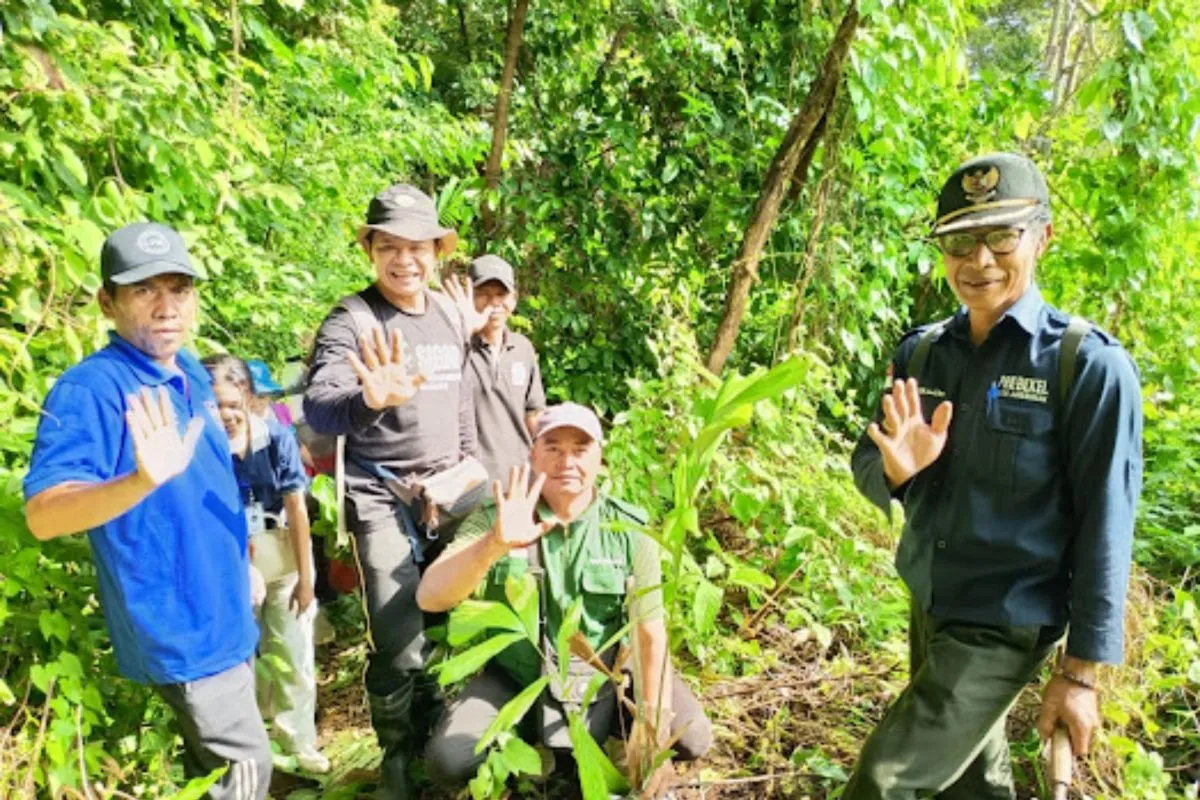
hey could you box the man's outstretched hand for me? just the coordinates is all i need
[866,378,953,487]
[126,386,204,489]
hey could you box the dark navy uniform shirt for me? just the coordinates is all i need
[232,414,308,518]
[851,286,1142,664]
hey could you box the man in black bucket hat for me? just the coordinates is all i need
[844,153,1142,799]
[304,184,487,799]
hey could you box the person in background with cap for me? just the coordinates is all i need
[23,223,271,800]
[465,254,547,482]
[417,403,712,793]
[303,183,485,799]
[843,153,1142,799]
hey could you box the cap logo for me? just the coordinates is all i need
[136,229,172,256]
[392,194,416,208]
[962,166,1000,205]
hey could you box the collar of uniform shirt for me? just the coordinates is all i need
[949,283,1046,339]
[106,330,203,397]
[472,329,515,352]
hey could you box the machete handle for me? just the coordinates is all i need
[1049,725,1073,800]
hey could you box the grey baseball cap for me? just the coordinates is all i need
[101,222,199,285]
[468,254,516,291]
[932,152,1050,235]
[358,183,459,256]
[535,403,604,444]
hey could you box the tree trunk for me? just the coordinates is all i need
[705,0,859,374]
[784,105,847,353]
[456,0,472,59]
[590,22,632,96]
[480,0,531,241]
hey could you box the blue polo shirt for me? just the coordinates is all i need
[23,332,258,685]
[233,415,308,516]
[852,286,1142,664]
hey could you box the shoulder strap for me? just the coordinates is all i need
[906,317,952,382]
[1058,315,1092,409]
[337,293,381,339]
[333,292,380,544]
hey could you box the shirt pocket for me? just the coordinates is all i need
[581,566,629,633]
[983,399,1058,493]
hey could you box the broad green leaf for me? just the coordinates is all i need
[692,579,723,635]
[433,632,525,686]
[505,573,539,644]
[728,564,776,592]
[500,736,542,776]
[474,676,549,754]
[0,679,16,705]
[54,143,88,187]
[38,610,70,644]
[568,712,629,799]
[448,599,523,647]
[555,598,584,684]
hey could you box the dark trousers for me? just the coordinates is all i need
[425,667,713,786]
[155,660,273,800]
[842,605,1059,800]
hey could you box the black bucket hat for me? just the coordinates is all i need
[357,183,459,256]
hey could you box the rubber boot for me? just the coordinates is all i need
[368,674,443,800]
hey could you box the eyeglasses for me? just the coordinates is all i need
[937,228,1025,257]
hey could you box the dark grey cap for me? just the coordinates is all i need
[932,152,1050,235]
[468,254,516,291]
[101,222,199,285]
[358,183,459,256]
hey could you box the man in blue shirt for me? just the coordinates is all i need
[23,223,270,800]
[844,153,1142,799]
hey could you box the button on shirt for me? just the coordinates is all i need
[23,333,258,684]
[851,287,1142,664]
[466,330,546,481]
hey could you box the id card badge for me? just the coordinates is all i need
[246,502,266,536]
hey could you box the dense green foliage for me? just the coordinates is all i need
[1,0,1198,796]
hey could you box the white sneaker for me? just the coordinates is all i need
[294,746,331,774]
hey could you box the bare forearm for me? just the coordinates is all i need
[417,534,509,612]
[636,620,672,731]
[283,493,313,583]
[25,473,153,541]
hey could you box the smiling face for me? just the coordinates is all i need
[473,280,517,337]
[98,273,197,367]
[212,381,249,441]
[940,222,1051,322]
[365,230,437,305]
[530,426,602,503]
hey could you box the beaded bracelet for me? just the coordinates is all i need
[1057,668,1097,691]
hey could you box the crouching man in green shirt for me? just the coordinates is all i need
[416,403,712,788]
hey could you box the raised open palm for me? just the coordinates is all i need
[491,463,558,549]
[442,275,489,335]
[866,378,953,487]
[347,326,427,410]
[125,386,205,487]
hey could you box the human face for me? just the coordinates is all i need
[940,223,1050,321]
[473,280,516,336]
[212,381,249,441]
[530,427,602,501]
[99,273,197,367]
[367,231,437,304]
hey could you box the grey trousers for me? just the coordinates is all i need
[155,660,272,800]
[841,606,1059,800]
[425,667,714,786]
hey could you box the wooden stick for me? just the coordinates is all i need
[1049,726,1073,800]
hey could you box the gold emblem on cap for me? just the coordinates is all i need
[962,166,1000,205]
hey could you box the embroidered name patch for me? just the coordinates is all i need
[997,374,1049,403]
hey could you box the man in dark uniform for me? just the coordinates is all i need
[844,152,1142,799]
[303,184,482,799]
[464,254,547,481]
